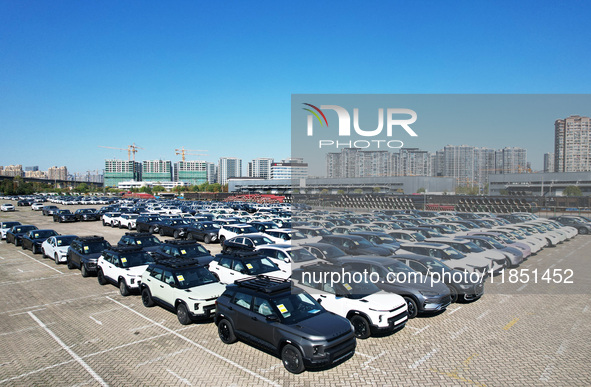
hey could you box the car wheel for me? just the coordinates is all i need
[33,245,39,254]
[159,228,165,236]
[579,227,588,235]
[21,243,26,250]
[67,258,75,270]
[55,254,60,265]
[118,223,123,229]
[119,279,130,296]
[173,230,180,239]
[281,344,305,374]
[504,258,512,269]
[103,220,107,226]
[128,224,133,230]
[42,249,47,258]
[204,235,211,244]
[141,288,155,307]
[217,318,237,344]
[404,297,418,319]
[97,269,107,285]
[350,315,371,339]
[219,236,225,245]
[81,263,89,277]
[448,285,459,303]
[176,303,192,325]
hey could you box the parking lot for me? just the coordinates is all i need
[1,204,590,386]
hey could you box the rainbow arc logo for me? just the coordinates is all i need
[302,103,328,127]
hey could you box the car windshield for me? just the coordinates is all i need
[80,209,94,213]
[416,257,451,272]
[286,248,317,263]
[83,241,111,254]
[238,226,258,233]
[170,219,189,225]
[271,292,324,324]
[442,247,466,259]
[459,241,485,253]
[175,266,218,289]
[334,279,380,299]
[145,216,161,222]
[383,260,416,274]
[376,235,397,243]
[58,210,72,214]
[243,257,280,274]
[119,251,155,268]
[199,222,217,230]
[176,245,210,257]
[15,226,37,233]
[353,238,374,247]
[411,232,426,242]
[32,230,57,239]
[134,236,161,247]
[2,222,20,229]
[56,236,77,246]
[251,236,273,246]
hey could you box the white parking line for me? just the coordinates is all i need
[476,310,490,320]
[448,306,462,315]
[517,284,528,292]
[450,326,469,340]
[412,325,430,335]
[89,316,103,325]
[9,308,47,316]
[27,312,108,387]
[106,296,281,387]
[17,251,62,273]
[0,273,77,287]
[408,348,437,369]
[583,306,588,313]
[0,291,117,315]
[166,369,192,386]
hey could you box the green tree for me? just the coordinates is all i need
[337,189,345,194]
[320,189,329,194]
[499,189,509,195]
[373,187,381,193]
[564,185,582,197]
[152,185,165,192]
[417,187,426,193]
[353,188,363,194]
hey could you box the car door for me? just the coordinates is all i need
[230,291,255,337]
[145,267,165,300]
[101,253,117,281]
[249,296,277,347]
[213,257,234,283]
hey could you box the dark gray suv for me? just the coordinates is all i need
[215,276,356,374]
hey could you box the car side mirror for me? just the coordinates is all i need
[266,314,280,322]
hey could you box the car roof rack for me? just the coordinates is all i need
[163,239,202,246]
[124,232,155,237]
[105,245,144,253]
[233,275,291,293]
[215,250,263,259]
[151,253,203,268]
[77,235,105,242]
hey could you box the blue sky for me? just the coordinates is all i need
[1,1,590,174]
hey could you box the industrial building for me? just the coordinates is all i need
[104,159,141,187]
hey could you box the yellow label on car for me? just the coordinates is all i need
[277,304,288,313]
[177,275,185,281]
[84,246,89,251]
[181,249,186,255]
[137,240,142,244]
[246,263,253,269]
[343,283,353,291]
[121,258,127,263]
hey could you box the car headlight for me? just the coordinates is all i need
[419,290,440,296]
[458,284,472,290]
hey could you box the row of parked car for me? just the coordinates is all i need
[0,202,586,374]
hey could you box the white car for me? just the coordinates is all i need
[0,221,21,239]
[102,212,121,227]
[491,228,544,253]
[31,203,46,211]
[42,235,78,264]
[262,229,305,244]
[208,252,289,284]
[97,246,155,296]
[1,203,15,212]
[427,237,507,274]
[292,264,408,339]
[218,224,259,244]
[117,214,139,230]
[255,244,319,275]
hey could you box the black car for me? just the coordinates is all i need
[53,209,77,223]
[21,229,59,254]
[301,243,347,262]
[404,226,444,239]
[222,234,274,253]
[319,235,394,257]
[350,231,402,253]
[74,208,100,221]
[249,221,280,233]
[117,232,162,253]
[6,225,38,246]
[215,276,356,374]
[156,218,192,239]
[135,214,163,233]
[334,256,452,318]
[67,236,112,277]
[185,221,220,244]
[42,205,60,216]
[550,216,591,235]
[395,254,484,303]
[157,239,214,265]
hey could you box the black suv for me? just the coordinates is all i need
[185,221,220,244]
[117,232,162,253]
[67,236,112,277]
[215,276,356,374]
[74,208,100,221]
[53,209,77,223]
[319,235,394,257]
[136,214,163,233]
[156,218,191,239]
[157,240,214,265]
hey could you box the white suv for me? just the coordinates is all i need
[218,224,260,244]
[97,246,155,296]
[208,251,289,284]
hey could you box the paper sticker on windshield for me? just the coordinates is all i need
[343,283,353,291]
[177,275,185,281]
[277,304,288,314]
[246,263,253,269]
[137,240,142,244]
[121,258,127,263]
[181,249,186,255]
[34,234,39,238]
[83,246,89,251]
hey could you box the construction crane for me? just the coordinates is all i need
[98,143,144,161]
[175,147,208,162]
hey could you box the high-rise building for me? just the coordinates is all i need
[174,161,207,185]
[142,160,172,182]
[206,162,217,184]
[218,158,242,185]
[544,153,555,173]
[25,166,39,172]
[272,158,308,179]
[1,165,24,177]
[501,147,527,174]
[442,145,475,185]
[104,160,141,187]
[25,170,47,179]
[47,166,68,181]
[555,115,591,172]
[248,158,274,179]
[395,148,431,176]
[474,147,497,187]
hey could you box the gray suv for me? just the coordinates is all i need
[215,276,356,374]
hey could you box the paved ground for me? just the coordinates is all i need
[0,203,590,386]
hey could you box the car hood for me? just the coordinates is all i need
[287,312,353,341]
[123,265,150,276]
[185,282,226,299]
